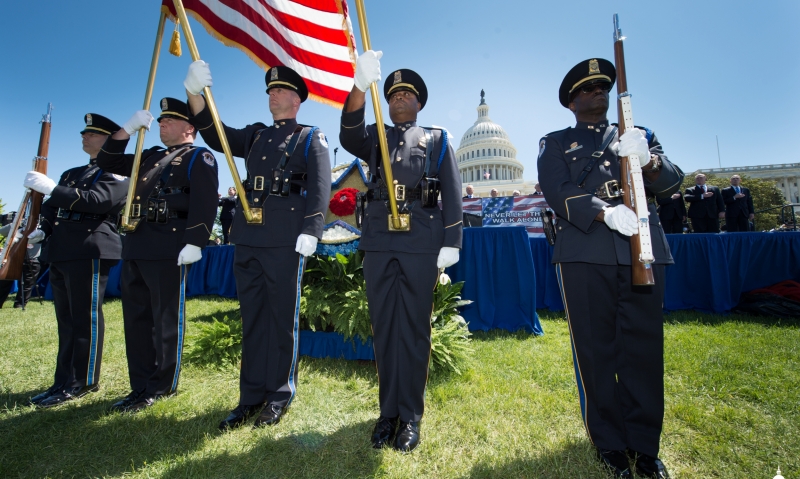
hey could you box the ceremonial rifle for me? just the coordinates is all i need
[0,103,52,280]
[613,14,655,285]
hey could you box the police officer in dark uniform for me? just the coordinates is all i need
[21,113,129,408]
[537,59,683,478]
[218,187,237,244]
[183,61,331,430]
[339,51,462,452]
[656,191,687,234]
[0,216,42,309]
[96,99,219,412]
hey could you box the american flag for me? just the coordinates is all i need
[483,170,491,179]
[479,194,550,237]
[162,0,357,108]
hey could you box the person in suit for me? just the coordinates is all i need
[684,173,725,233]
[218,186,237,244]
[340,51,462,452]
[464,184,476,198]
[462,184,482,227]
[538,58,682,478]
[721,175,754,232]
[533,182,544,196]
[656,191,687,234]
[20,113,129,408]
[184,62,331,431]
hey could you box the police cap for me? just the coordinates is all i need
[384,69,428,110]
[559,58,616,108]
[80,113,121,135]
[265,65,309,102]
[157,97,193,123]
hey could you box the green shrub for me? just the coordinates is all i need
[185,313,242,368]
[430,275,474,375]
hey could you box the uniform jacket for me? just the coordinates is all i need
[39,160,129,263]
[96,138,219,260]
[721,185,754,218]
[218,196,236,222]
[537,121,683,265]
[685,184,725,218]
[339,103,462,254]
[656,191,687,221]
[192,104,331,247]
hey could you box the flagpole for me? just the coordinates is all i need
[120,11,167,232]
[172,0,261,224]
[353,0,409,231]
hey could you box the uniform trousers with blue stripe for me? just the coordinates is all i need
[234,245,304,408]
[121,260,187,396]
[49,259,115,389]
[364,251,439,423]
[556,262,665,458]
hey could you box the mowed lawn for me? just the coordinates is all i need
[0,297,797,478]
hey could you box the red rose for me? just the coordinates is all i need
[329,187,358,217]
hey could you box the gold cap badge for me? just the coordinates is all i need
[589,59,600,74]
[270,67,278,81]
[85,114,92,126]
[393,70,402,85]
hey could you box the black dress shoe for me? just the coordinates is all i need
[253,403,285,428]
[126,394,162,413]
[595,448,632,478]
[393,421,420,452]
[630,451,670,479]
[219,403,263,431]
[28,384,63,406]
[37,384,99,409]
[371,416,398,449]
[109,389,145,413]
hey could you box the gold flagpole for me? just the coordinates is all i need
[120,11,167,232]
[353,0,409,231]
[172,0,261,223]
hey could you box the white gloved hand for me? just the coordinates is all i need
[295,233,318,257]
[603,205,639,236]
[28,229,46,244]
[123,110,155,136]
[617,129,651,167]
[354,50,383,92]
[184,60,213,95]
[177,244,203,265]
[436,246,460,269]
[23,171,57,195]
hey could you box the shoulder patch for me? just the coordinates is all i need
[112,174,127,181]
[318,131,328,149]
[538,139,547,159]
[203,151,215,166]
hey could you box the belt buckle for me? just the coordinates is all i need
[394,184,406,202]
[603,180,621,199]
[131,204,141,217]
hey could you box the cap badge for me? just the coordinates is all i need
[161,98,168,110]
[393,70,402,85]
[85,114,93,126]
[589,59,600,74]
[270,67,278,81]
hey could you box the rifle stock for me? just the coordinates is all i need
[613,15,655,286]
[0,104,51,280]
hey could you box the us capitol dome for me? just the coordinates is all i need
[456,90,536,196]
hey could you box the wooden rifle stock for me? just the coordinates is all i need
[613,15,655,286]
[0,104,52,280]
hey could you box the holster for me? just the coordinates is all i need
[355,192,367,228]
[542,210,556,246]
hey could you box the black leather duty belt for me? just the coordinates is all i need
[56,208,116,222]
[367,185,423,202]
[586,180,623,201]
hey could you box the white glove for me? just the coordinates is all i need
[184,60,213,95]
[295,234,318,257]
[354,50,383,92]
[617,129,651,167]
[603,205,639,236]
[437,246,460,269]
[23,171,56,195]
[28,229,46,244]
[177,244,202,265]
[122,110,155,136]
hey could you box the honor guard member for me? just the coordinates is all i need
[96,99,219,412]
[21,114,129,408]
[339,51,462,452]
[537,59,683,478]
[184,62,331,430]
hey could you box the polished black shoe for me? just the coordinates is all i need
[370,416,398,449]
[219,403,263,431]
[253,403,285,428]
[109,389,145,413]
[126,394,161,413]
[28,384,63,406]
[631,451,670,479]
[393,421,420,453]
[37,384,99,409]
[595,448,632,478]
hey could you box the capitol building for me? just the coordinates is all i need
[456,91,537,197]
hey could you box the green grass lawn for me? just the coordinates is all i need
[0,297,797,478]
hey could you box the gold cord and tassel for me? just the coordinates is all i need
[169,19,182,56]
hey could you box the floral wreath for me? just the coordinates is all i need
[329,187,359,217]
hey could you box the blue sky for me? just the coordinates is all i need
[1,0,798,207]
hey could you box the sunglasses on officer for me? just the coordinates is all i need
[579,81,612,94]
